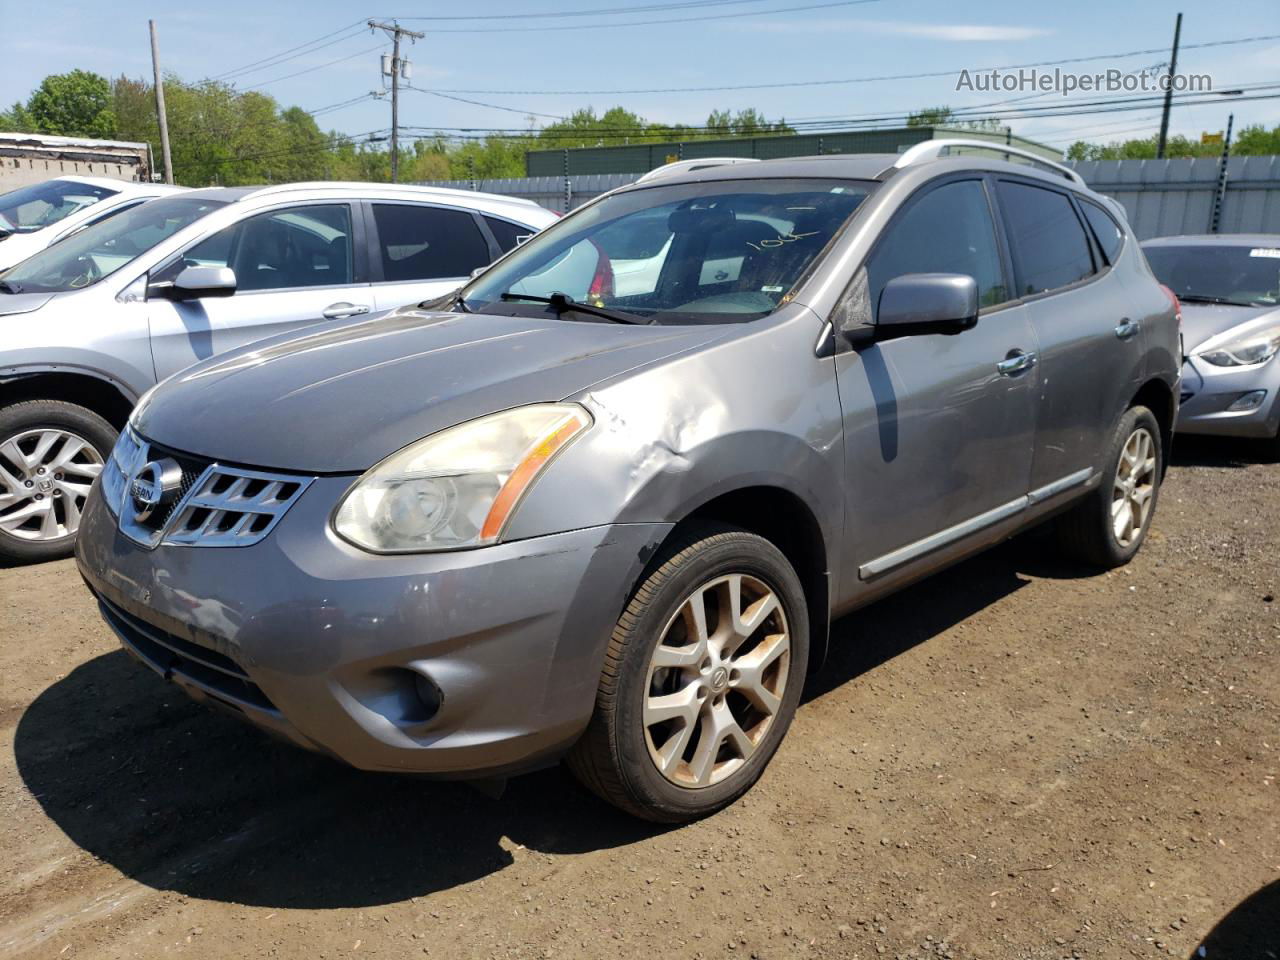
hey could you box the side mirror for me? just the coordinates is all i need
[149,265,237,301]
[876,273,978,338]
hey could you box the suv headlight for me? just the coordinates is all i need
[332,403,591,553]
[1197,323,1280,367]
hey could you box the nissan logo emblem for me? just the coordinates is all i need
[130,458,183,523]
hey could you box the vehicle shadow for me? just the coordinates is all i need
[1190,879,1280,958]
[14,534,1101,910]
[13,650,668,910]
[807,536,1042,702]
[1171,434,1276,468]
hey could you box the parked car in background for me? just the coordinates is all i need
[75,143,1180,821]
[1142,234,1280,453]
[0,182,556,561]
[0,176,187,270]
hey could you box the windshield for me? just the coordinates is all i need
[461,178,872,324]
[0,196,228,294]
[0,179,119,235]
[1144,243,1280,307]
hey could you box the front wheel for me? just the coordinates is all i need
[1055,405,1163,568]
[568,524,809,822]
[0,400,116,563]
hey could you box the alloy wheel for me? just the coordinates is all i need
[1112,426,1156,547]
[643,573,791,788]
[0,429,105,542]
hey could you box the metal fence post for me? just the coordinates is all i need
[562,149,571,213]
[1209,114,1234,234]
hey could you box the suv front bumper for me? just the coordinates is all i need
[75,476,669,778]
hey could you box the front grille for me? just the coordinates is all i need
[99,594,279,715]
[104,428,314,549]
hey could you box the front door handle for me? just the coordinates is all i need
[1114,318,1140,340]
[322,302,371,320]
[997,350,1037,377]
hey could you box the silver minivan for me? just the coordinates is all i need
[0,182,556,561]
[76,144,1181,821]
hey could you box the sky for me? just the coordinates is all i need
[1,0,1277,153]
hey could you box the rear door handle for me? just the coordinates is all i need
[997,350,1037,377]
[1114,318,1140,340]
[322,302,371,320]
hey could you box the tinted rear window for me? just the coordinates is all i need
[1080,200,1124,264]
[998,181,1095,296]
[483,215,534,253]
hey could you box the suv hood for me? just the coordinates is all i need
[134,307,729,473]
[1180,302,1279,351]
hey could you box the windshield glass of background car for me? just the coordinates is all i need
[1144,245,1280,307]
[463,178,872,324]
[0,196,228,294]
[0,179,119,235]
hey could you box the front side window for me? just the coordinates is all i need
[156,204,354,293]
[374,204,491,281]
[462,178,872,324]
[865,179,1008,315]
[998,181,1095,296]
[1144,244,1280,307]
[0,196,227,294]
[0,179,119,235]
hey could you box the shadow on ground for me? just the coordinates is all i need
[1171,434,1276,469]
[15,533,1099,909]
[1191,879,1280,958]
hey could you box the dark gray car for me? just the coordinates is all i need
[75,143,1180,822]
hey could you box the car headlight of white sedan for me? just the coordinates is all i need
[1196,322,1280,367]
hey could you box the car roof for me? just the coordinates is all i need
[53,175,186,195]
[237,180,544,209]
[1142,233,1280,247]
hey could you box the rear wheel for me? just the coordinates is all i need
[1055,405,1162,568]
[568,524,809,822]
[0,400,115,563]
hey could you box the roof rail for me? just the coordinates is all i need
[634,157,760,184]
[890,139,1084,186]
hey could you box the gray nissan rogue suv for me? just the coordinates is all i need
[76,143,1180,822]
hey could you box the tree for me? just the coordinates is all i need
[906,105,1003,134]
[1059,127,1280,162]
[24,70,117,138]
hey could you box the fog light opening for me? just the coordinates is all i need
[1227,390,1267,412]
[412,670,444,722]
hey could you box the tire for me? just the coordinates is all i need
[1055,405,1163,569]
[567,523,809,822]
[0,400,117,564]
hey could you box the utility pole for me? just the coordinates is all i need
[1209,113,1234,234]
[1156,12,1182,160]
[368,19,424,182]
[149,20,174,184]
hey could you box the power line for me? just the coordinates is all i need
[385,0,822,20]
[424,0,883,33]
[172,129,390,172]
[397,90,1280,141]
[406,88,567,121]
[239,43,388,92]
[203,20,371,82]
[436,33,1280,94]
[208,26,371,83]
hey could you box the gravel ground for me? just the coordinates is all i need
[0,438,1276,960]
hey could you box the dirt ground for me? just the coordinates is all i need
[1,438,1276,960]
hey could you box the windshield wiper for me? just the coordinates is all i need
[1177,294,1254,307]
[0,279,22,294]
[500,291,650,325]
[419,289,472,313]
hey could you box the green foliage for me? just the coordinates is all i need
[1064,125,1280,161]
[906,105,1004,133]
[8,70,117,138]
